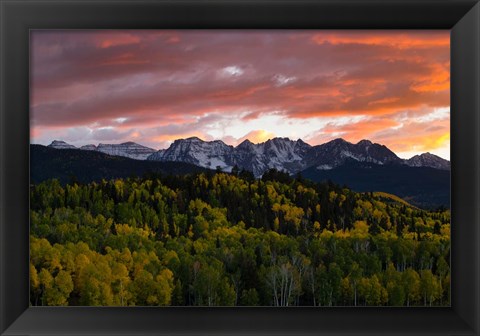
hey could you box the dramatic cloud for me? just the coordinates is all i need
[31,30,450,159]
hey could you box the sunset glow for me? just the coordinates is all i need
[31,30,450,159]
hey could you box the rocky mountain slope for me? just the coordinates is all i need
[46,138,450,177]
[405,152,451,170]
[146,137,450,177]
[48,141,156,160]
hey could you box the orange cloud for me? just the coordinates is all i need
[411,63,450,93]
[312,31,449,49]
[97,33,141,48]
[306,118,399,145]
[99,53,150,66]
[31,30,450,159]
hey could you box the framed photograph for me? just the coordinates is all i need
[1,0,479,335]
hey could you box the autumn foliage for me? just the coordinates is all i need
[30,170,450,306]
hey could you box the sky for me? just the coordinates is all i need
[30,30,450,160]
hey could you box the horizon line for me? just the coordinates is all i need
[32,136,450,161]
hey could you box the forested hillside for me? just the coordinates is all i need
[30,144,209,185]
[30,170,450,306]
[301,161,450,209]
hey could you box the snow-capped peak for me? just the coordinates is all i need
[46,137,451,176]
[76,142,156,160]
[357,139,373,146]
[405,152,450,170]
[151,138,234,171]
[94,142,156,160]
[148,136,406,177]
[48,140,77,149]
[309,138,401,170]
[237,139,255,149]
[183,136,203,142]
[148,137,312,177]
[80,144,97,151]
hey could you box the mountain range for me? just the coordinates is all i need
[49,140,156,160]
[49,137,450,177]
[42,137,450,208]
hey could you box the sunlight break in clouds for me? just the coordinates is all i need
[30,30,450,159]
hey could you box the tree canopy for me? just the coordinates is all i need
[30,170,450,306]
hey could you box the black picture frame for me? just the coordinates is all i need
[1,0,479,335]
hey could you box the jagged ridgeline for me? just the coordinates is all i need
[35,137,450,209]
[30,171,450,307]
